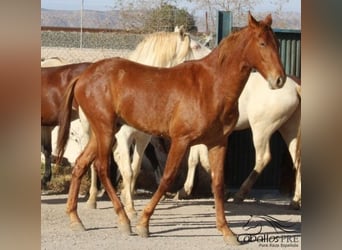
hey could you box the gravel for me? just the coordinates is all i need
[41,190,301,250]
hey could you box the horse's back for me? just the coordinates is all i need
[41,62,91,126]
[41,57,68,67]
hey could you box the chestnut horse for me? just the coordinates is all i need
[56,13,285,245]
[85,31,301,212]
[82,26,194,210]
[41,62,91,187]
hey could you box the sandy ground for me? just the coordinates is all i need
[41,190,301,250]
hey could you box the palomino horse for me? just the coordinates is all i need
[179,73,301,208]
[57,13,285,245]
[41,61,91,187]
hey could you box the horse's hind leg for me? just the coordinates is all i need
[66,134,97,231]
[234,128,272,202]
[41,126,53,189]
[79,108,98,209]
[95,124,131,235]
[136,138,189,238]
[279,107,301,209]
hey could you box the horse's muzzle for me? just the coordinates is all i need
[268,75,286,89]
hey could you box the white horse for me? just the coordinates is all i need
[83,28,301,216]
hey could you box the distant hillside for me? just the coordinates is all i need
[41,8,300,31]
[41,9,123,29]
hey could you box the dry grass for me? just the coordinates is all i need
[41,163,91,195]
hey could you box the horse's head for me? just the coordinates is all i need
[245,12,286,89]
[173,26,195,64]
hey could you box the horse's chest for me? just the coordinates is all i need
[220,102,239,135]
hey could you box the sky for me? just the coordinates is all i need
[41,0,301,13]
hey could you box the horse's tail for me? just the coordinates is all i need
[296,84,301,100]
[289,75,301,100]
[56,76,79,164]
[295,125,301,168]
[290,75,301,168]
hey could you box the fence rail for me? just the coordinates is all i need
[275,29,301,78]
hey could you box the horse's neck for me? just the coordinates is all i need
[202,35,252,104]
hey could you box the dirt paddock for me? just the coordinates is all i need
[41,190,301,250]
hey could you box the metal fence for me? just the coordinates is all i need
[275,29,301,78]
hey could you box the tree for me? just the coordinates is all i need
[143,4,197,32]
[114,0,197,32]
[187,0,289,31]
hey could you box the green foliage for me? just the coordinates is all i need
[143,4,197,32]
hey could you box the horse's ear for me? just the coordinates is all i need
[178,25,186,40]
[248,11,258,28]
[174,26,179,32]
[263,14,272,26]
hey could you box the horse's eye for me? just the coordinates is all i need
[260,42,266,47]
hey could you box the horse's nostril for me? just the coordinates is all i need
[276,77,283,87]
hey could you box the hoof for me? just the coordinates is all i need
[136,225,149,238]
[86,202,97,209]
[118,222,132,235]
[224,235,240,245]
[70,221,86,232]
[174,188,188,200]
[233,195,244,204]
[289,200,301,210]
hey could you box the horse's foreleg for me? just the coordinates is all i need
[113,127,136,219]
[66,135,97,231]
[234,130,271,202]
[185,146,200,195]
[131,133,151,193]
[209,142,240,245]
[136,138,189,238]
[149,137,169,184]
[176,144,211,199]
[86,165,98,209]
